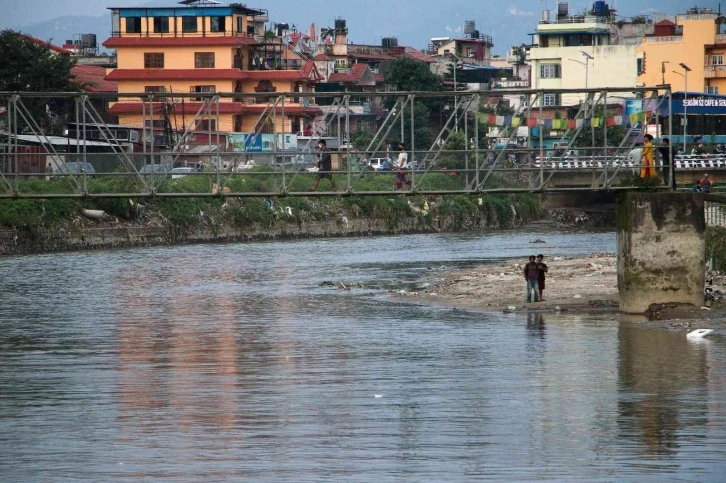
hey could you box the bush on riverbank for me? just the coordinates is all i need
[706,227,726,272]
[0,192,540,233]
[0,172,541,235]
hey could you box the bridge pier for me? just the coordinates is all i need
[617,193,706,314]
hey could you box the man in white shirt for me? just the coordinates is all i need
[395,142,411,190]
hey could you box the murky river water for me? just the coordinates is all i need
[1,230,725,482]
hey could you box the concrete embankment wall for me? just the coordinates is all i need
[0,215,501,256]
[617,193,706,313]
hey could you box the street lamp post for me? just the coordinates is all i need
[571,51,595,146]
[673,63,691,153]
[448,53,464,132]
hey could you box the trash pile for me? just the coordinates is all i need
[550,209,590,226]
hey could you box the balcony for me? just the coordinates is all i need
[715,34,726,45]
[492,80,530,89]
[705,65,726,78]
[642,35,683,43]
[110,30,257,39]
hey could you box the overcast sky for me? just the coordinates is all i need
[1,0,721,52]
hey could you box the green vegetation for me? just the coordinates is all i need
[706,227,726,272]
[0,30,79,134]
[617,175,664,192]
[0,172,540,236]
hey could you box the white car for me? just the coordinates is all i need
[367,157,392,171]
[235,160,256,171]
[170,167,196,179]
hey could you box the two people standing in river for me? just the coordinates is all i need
[524,254,548,303]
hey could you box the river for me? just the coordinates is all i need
[1,230,725,482]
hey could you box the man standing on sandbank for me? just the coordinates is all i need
[537,254,548,302]
[524,255,540,303]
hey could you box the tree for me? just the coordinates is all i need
[572,105,628,150]
[381,57,442,93]
[0,30,79,134]
[351,129,374,151]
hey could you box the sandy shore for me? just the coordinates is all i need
[409,254,726,332]
[419,253,619,311]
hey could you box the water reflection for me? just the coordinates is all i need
[618,324,710,456]
[1,233,725,481]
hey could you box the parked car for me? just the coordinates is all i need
[139,164,170,176]
[54,162,96,175]
[367,157,392,171]
[235,160,256,172]
[170,167,197,179]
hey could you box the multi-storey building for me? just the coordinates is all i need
[529,1,640,108]
[637,9,725,93]
[103,0,322,138]
[637,7,726,144]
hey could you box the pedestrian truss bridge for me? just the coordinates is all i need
[0,87,711,199]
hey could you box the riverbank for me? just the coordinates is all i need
[0,193,540,256]
[411,253,726,330]
[418,253,619,311]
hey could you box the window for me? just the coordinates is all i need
[182,17,198,33]
[195,52,215,68]
[713,55,724,66]
[153,17,169,34]
[144,120,166,128]
[237,17,244,33]
[195,119,217,131]
[211,16,226,33]
[543,94,559,107]
[540,63,561,79]
[144,53,164,68]
[126,17,142,34]
[145,86,167,93]
[707,86,720,95]
[637,58,645,76]
[467,48,475,58]
[335,59,348,69]
[191,85,216,101]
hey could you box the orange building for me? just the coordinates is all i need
[637,11,725,94]
[103,0,323,139]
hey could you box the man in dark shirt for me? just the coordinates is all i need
[523,255,540,303]
[312,139,336,192]
[536,254,548,302]
[658,138,676,190]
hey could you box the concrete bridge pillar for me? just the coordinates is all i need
[617,193,706,314]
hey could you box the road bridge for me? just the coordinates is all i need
[0,87,686,199]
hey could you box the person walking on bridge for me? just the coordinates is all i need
[312,139,336,192]
[395,142,411,191]
[524,255,540,303]
[640,134,656,179]
[658,138,676,190]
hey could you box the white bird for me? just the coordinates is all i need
[687,329,714,339]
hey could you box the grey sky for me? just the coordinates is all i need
[1,0,722,52]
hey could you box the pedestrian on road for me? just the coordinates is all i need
[312,139,336,192]
[536,254,548,302]
[658,138,676,190]
[524,255,540,303]
[395,142,411,191]
[640,134,656,178]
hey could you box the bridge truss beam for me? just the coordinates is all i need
[0,87,674,199]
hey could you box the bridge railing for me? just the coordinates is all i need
[0,148,670,198]
[0,87,674,198]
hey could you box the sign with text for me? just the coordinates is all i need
[671,97,726,115]
[227,133,298,152]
